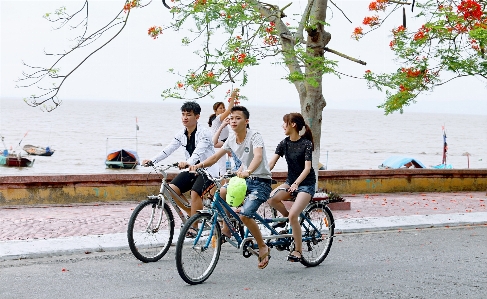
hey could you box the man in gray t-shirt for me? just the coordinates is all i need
[222,129,272,179]
[191,105,272,270]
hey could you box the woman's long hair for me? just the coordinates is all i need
[208,102,225,127]
[283,113,314,150]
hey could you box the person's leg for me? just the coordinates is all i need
[190,174,214,229]
[238,180,271,269]
[218,185,232,237]
[168,184,191,215]
[168,172,196,215]
[287,191,311,260]
[240,215,269,268]
[268,184,291,217]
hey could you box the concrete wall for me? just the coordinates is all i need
[1,169,487,206]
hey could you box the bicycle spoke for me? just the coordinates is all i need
[300,203,334,267]
[176,213,221,285]
[127,200,174,262]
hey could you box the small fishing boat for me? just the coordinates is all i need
[105,148,140,169]
[105,117,141,169]
[23,144,55,156]
[0,153,35,167]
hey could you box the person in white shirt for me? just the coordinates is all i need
[142,102,218,236]
[208,93,235,175]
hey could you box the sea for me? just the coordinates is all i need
[1,97,486,175]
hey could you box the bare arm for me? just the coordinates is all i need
[288,160,312,192]
[268,153,280,171]
[189,148,228,171]
[212,117,230,147]
[238,146,263,178]
[218,90,236,121]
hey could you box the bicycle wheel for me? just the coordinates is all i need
[299,203,334,267]
[127,199,174,263]
[176,213,221,285]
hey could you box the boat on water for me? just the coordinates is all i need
[0,153,35,167]
[105,148,140,169]
[105,118,141,169]
[23,144,55,156]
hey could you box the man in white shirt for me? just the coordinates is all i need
[142,102,218,223]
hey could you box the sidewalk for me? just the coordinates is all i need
[1,191,486,259]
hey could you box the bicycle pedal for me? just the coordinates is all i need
[278,229,289,235]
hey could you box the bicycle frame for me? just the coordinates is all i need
[194,188,326,258]
[148,165,192,224]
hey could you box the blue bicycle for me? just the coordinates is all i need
[175,168,335,285]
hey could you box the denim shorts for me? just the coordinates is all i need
[223,179,271,218]
[285,181,316,198]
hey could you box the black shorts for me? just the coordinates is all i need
[170,171,215,197]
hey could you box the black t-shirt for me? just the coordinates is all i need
[185,127,197,156]
[275,137,316,186]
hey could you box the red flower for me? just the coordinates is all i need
[413,25,430,41]
[392,25,406,35]
[207,71,214,78]
[457,0,482,20]
[365,70,371,73]
[368,0,387,11]
[363,16,379,26]
[147,26,163,39]
[237,53,246,63]
[351,27,364,40]
[177,82,184,88]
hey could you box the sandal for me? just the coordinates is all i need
[185,227,198,238]
[258,247,271,269]
[287,251,302,262]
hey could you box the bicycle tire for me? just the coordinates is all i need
[127,199,174,262]
[299,203,334,267]
[176,212,222,285]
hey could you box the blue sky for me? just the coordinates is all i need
[1,0,486,115]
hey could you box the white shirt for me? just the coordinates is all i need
[151,124,219,177]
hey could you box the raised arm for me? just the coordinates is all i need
[212,117,230,148]
[218,90,236,122]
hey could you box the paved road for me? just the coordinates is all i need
[0,191,486,259]
[1,226,485,299]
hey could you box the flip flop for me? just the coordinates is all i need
[185,227,198,238]
[258,247,271,269]
[287,251,302,262]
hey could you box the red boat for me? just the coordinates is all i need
[0,154,35,167]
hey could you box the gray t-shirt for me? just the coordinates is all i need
[222,129,272,179]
